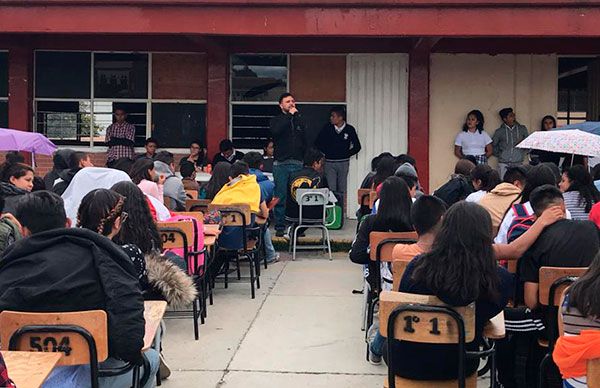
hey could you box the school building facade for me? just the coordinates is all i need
[1,0,600,214]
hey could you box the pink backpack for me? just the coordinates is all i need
[163,215,205,275]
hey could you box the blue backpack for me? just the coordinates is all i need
[507,203,535,243]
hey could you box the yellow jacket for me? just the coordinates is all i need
[212,174,261,213]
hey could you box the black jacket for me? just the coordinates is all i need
[51,168,81,196]
[284,167,328,222]
[0,183,28,214]
[0,228,145,364]
[315,123,361,161]
[269,112,306,162]
[212,151,245,166]
[43,149,73,190]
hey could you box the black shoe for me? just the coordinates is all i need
[275,230,285,237]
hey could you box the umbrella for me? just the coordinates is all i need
[555,121,600,136]
[516,129,600,157]
[0,128,57,155]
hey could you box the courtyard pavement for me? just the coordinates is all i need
[161,251,491,388]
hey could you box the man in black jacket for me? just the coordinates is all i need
[270,92,306,236]
[315,106,361,203]
[0,191,156,386]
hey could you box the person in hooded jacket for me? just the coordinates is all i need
[43,149,74,190]
[51,151,94,195]
[0,191,158,388]
[0,162,34,214]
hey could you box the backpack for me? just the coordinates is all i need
[0,218,21,254]
[163,215,205,276]
[433,176,473,207]
[507,204,535,243]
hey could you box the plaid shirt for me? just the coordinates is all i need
[0,352,16,388]
[106,121,135,162]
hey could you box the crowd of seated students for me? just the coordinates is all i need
[349,149,600,387]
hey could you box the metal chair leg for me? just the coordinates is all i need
[292,225,299,261]
[192,297,199,340]
[249,252,256,299]
[323,226,332,261]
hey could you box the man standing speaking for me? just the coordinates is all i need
[270,93,306,237]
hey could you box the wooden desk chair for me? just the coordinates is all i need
[0,310,147,388]
[185,199,211,212]
[357,188,371,207]
[391,260,410,292]
[538,266,587,387]
[379,291,482,388]
[185,190,199,200]
[364,231,418,360]
[369,190,378,209]
[587,358,600,388]
[156,220,203,340]
[208,203,260,299]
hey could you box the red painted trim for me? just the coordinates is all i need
[7,45,33,163]
[206,43,229,161]
[2,6,600,37]
[408,45,430,192]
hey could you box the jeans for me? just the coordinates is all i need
[263,227,277,262]
[368,323,385,357]
[273,160,303,230]
[44,349,160,388]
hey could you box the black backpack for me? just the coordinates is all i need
[433,176,473,207]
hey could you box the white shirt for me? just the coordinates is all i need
[494,201,572,244]
[455,130,492,156]
[334,122,347,134]
[466,190,486,203]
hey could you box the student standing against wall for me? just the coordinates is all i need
[269,93,306,237]
[492,107,529,178]
[315,106,361,204]
[454,109,492,165]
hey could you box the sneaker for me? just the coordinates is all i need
[368,348,382,365]
[266,253,280,264]
[159,353,171,380]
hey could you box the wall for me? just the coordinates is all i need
[428,53,558,190]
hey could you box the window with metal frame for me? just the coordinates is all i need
[34,51,206,148]
[0,51,7,127]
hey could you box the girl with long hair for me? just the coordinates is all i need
[466,164,501,203]
[129,157,165,203]
[454,109,493,165]
[200,161,231,200]
[559,165,600,220]
[371,155,397,190]
[0,162,34,214]
[77,189,149,291]
[531,115,562,165]
[392,202,512,380]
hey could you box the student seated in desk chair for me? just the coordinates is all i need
[284,148,330,238]
[0,191,159,388]
[211,161,270,275]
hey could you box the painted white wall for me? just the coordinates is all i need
[346,54,409,217]
[429,54,558,191]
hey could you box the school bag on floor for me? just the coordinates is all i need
[326,192,344,230]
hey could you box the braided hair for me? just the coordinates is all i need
[77,189,125,236]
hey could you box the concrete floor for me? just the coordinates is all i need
[160,252,491,388]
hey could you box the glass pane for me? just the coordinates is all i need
[231,104,281,149]
[35,51,91,98]
[94,53,148,99]
[0,52,7,98]
[93,101,147,146]
[231,54,287,102]
[151,103,205,148]
[35,100,92,143]
[0,101,7,128]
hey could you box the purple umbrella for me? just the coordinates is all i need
[0,128,57,155]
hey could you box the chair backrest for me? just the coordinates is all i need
[357,188,371,206]
[392,260,410,292]
[369,231,418,261]
[369,190,377,209]
[185,189,199,200]
[379,291,475,344]
[296,188,329,224]
[539,266,587,306]
[185,199,211,212]
[208,203,252,226]
[588,358,600,388]
[0,310,109,366]
[156,220,194,251]
[172,211,204,224]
